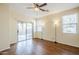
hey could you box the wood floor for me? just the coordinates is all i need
[0,39,79,55]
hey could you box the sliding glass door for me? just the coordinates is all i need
[17,22,33,42]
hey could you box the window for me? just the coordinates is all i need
[62,14,77,33]
[34,20,44,32]
[36,20,43,32]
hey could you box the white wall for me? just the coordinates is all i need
[0,4,10,51]
[41,17,55,41]
[41,7,79,47]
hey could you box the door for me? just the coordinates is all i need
[17,22,33,42]
[26,23,33,40]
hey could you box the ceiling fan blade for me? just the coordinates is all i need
[39,8,49,12]
[39,3,47,7]
[33,3,39,7]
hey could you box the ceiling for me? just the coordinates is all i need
[9,3,79,18]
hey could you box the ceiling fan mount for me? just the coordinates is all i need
[26,3,49,12]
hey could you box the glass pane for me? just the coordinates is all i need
[62,14,77,24]
[22,23,26,35]
[27,23,32,39]
[36,20,43,32]
[18,22,23,35]
[18,22,27,41]
[62,14,77,33]
[37,26,42,32]
[63,24,76,33]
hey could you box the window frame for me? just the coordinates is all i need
[62,13,78,34]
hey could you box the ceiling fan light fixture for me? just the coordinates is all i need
[34,7,39,11]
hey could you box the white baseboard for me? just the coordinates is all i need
[0,46,10,52]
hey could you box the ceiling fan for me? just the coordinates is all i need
[26,3,49,12]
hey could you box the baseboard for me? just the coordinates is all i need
[35,38,79,48]
[57,41,79,48]
[0,46,10,54]
[10,43,16,46]
[33,38,43,40]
